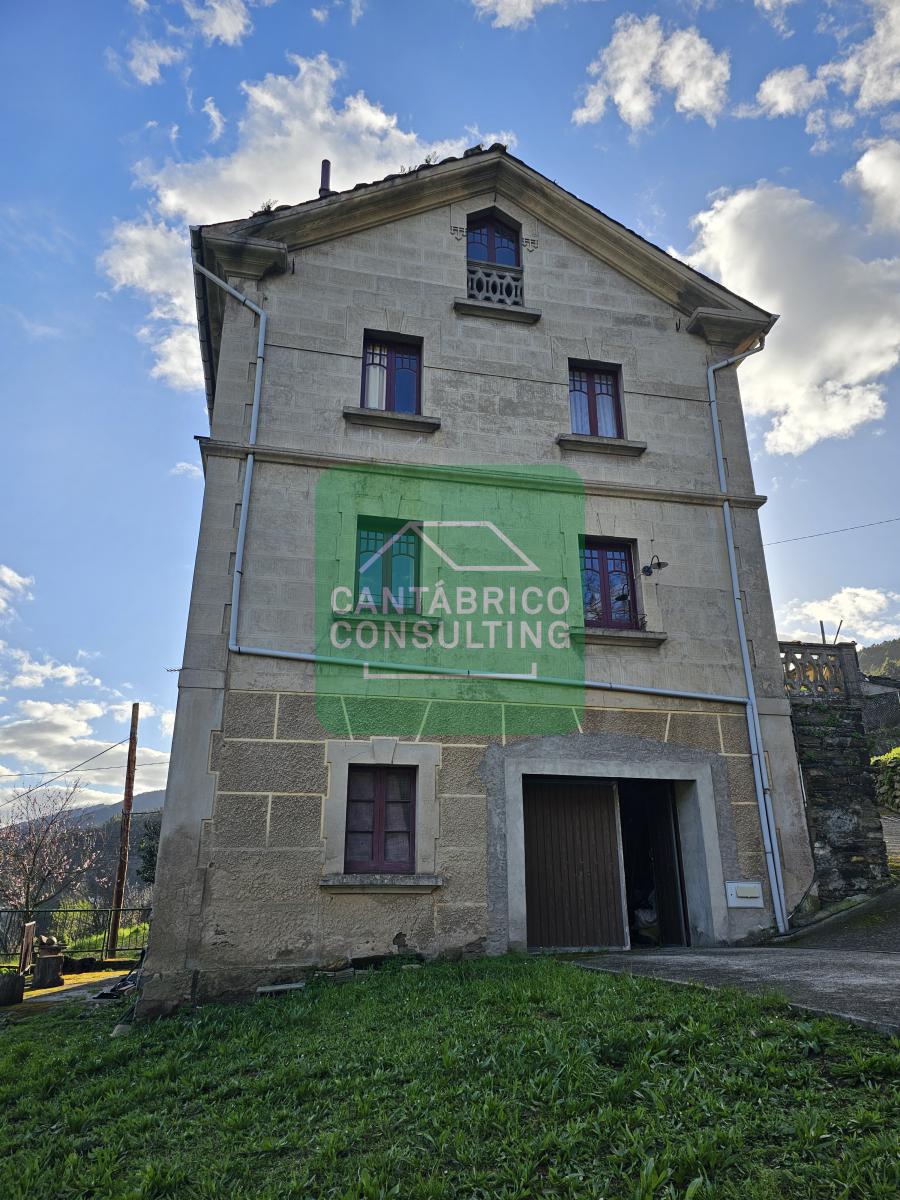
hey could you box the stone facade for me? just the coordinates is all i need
[138,148,814,1014]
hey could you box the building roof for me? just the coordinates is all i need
[191,143,777,416]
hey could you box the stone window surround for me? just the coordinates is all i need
[322,737,442,885]
[501,754,730,950]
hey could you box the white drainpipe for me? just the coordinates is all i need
[707,343,789,933]
[193,258,789,931]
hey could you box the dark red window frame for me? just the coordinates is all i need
[466,215,520,268]
[580,539,640,629]
[360,338,422,414]
[568,364,624,439]
[345,764,416,874]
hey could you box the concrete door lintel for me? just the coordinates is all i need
[503,756,729,950]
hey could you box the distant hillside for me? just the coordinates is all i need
[858,638,900,678]
[74,789,165,827]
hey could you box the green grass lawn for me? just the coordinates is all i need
[1,956,898,1200]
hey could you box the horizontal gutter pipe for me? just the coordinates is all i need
[226,638,751,705]
[707,341,789,934]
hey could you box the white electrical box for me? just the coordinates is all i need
[725,880,764,908]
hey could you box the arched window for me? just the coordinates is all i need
[466,214,520,268]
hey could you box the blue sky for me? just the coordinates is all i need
[2,0,899,809]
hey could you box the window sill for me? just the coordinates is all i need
[570,626,668,648]
[320,873,444,893]
[453,297,542,324]
[557,434,647,457]
[342,406,441,433]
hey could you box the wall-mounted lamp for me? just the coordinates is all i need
[641,554,669,577]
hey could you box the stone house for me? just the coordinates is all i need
[139,145,815,1015]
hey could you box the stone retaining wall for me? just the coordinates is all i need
[790,702,890,902]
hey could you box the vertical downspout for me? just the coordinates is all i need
[191,259,266,653]
[707,342,789,933]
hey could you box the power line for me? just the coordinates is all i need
[0,739,129,807]
[0,760,168,779]
[764,515,900,547]
[0,759,169,780]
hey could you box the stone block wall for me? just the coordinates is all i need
[133,686,792,1008]
[790,702,890,902]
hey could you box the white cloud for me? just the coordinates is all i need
[845,137,900,233]
[739,2,900,143]
[76,649,101,662]
[102,53,499,389]
[106,700,159,722]
[202,95,226,141]
[143,325,204,391]
[573,14,729,130]
[169,461,203,479]
[0,644,103,691]
[130,0,151,11]
[98,218,199,389]
[470,0,563,28]
[804,107,831,153]
[820,0,900,112]
[2,306,63,340]
[657,26,731,124]
[309,0,365,23]
[682,179,900,454]
[0,699,170,803]
[126,38,186,86]
[754,0,798,37]
[777,587,900,644]
[183,0,252,46]
[740,65,827,117]
[0,566,33,619]
[159,709,177,737]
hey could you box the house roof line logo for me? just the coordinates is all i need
[363,662,540,682]
[358,520,540,576]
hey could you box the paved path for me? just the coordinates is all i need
[781,884,900,952]
[581,886,900,1034]
[0,970,127,1022]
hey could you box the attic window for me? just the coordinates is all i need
[466,212,523,308]
[467,215,520,268]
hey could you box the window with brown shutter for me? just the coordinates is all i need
[345,765,416,873]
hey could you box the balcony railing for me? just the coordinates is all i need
[467,261,524,308]
[779,642,864,700]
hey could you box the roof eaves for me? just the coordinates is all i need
[190,225,217,422]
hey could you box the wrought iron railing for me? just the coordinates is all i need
[467,261,524,307]
[0,907,150,964]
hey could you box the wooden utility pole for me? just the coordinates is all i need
[107,703,139,959]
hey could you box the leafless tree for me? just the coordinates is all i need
[0,782,108,918]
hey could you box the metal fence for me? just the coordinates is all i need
[0,907,150,963]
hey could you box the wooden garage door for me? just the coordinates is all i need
[523,776,627,949]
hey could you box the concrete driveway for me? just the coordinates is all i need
[581,886,900,1034]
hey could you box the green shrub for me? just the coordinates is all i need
[872,746,900,812]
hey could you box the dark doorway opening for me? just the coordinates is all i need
[618,781,689,947]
